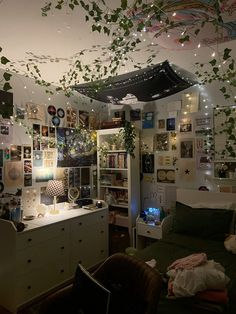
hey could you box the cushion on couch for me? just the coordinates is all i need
[172,202,233,240]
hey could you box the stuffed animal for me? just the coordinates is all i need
[224,235,236,254]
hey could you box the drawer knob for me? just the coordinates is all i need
[27,259,32,263]
[79,222,82,226]
[61,246,64,250]
[28,238,32,242]
[146,230,151,234]
[27,285,31,290]
[61,227,65,231]
[79,239,82,243]
[60,269,64,273]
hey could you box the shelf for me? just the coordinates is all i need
[100,168,128,171]
[110,203,128,208]
[205,174,236,182]
[100,185,128,189]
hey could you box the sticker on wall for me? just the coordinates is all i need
[4,161,23,189]
[42,125,49,137]
[178,160,196,182]
[66,106,77,128]
[49,127,56,137]
[157,169,175,183]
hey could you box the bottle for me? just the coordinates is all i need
[15,198,22,222]
[10,198,17,221]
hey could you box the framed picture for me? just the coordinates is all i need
[155,133,169,151]
[142,112,154,129]
[166,118,175,131]
[180,118,192,132]
[130,109,141,121]
[180,139,194,158]
[157,169,175,183]
[142,154,154,173]
[158,119,165,129]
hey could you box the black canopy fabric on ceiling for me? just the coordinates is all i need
[72,60,197,104]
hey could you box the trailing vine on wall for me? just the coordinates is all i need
[0,0,235,103]
[119,121,136,158]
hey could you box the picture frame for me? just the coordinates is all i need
[180,139,194,158]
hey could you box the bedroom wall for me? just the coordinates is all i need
[108,81,236,210]
[0,69,108,216]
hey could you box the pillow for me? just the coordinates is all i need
[73,263,110,314]
[191,202,236,210]
[172,202,233,240]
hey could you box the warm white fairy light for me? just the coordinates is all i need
[197,43,201,48]
[172,12,176,16]
[167,34,170,38]
[211,52,216,57]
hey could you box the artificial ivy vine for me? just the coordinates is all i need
[119,121,136,158]
[0,0,235,103]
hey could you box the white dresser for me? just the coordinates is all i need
[0,206,108,313]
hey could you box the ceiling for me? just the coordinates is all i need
[0,0,235,104]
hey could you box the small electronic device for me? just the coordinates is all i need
[76,198,93,208]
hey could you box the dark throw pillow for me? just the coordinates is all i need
[172,201,233,241]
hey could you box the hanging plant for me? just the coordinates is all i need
[119,121,136,158]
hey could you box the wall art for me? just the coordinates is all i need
[4,161,23,189]
[10,145,22,161]
[79,110,89,128]
[178,160,196,182]
[26,102,45,122]
[166,118,175,131]
[24,160,32,173]
[142,112,154,129]
[155,132,169,151]
[157,169,175,183]
[182,92,199,113]
[179,117,192,132]
[66,106,77,128]
[35,168,53,183]
[0,119,13,145]
[158,119,165,129]
[33,151,43,167]
[24,174,32,187]
[180,139,194,158]
[142,154,154,173]
[42,125,49,137]
[130,109,141,121]
[23,146,32,159]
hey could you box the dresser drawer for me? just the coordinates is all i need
[70,210,107,232]
[17,221,68,250]
[137,223,162,239]
[16,236,69,275]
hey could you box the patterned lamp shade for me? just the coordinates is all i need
[46,180,65,215]
[46,180,65,197]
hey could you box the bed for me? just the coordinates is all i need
[135,189,236,314]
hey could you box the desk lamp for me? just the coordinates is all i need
[46,180,65,214]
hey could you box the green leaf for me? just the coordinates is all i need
[194,29,200,36]
[3,72,12,81]
[179,35,190,43]
[1,56,10,64]
[213,67,219,74]
[121,0,127,10]
[209,59,216,66]
[223,48,231,60]
[3,82,12,91]
[69,4,74,10]
[220,86,226,93]
[0,47,2,53]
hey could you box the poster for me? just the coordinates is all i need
[4,161,23,189]
[155,133,169,151]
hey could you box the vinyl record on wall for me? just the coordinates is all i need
[52,116,60,127]
[57,108,65,118]
[47,105,56,116]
